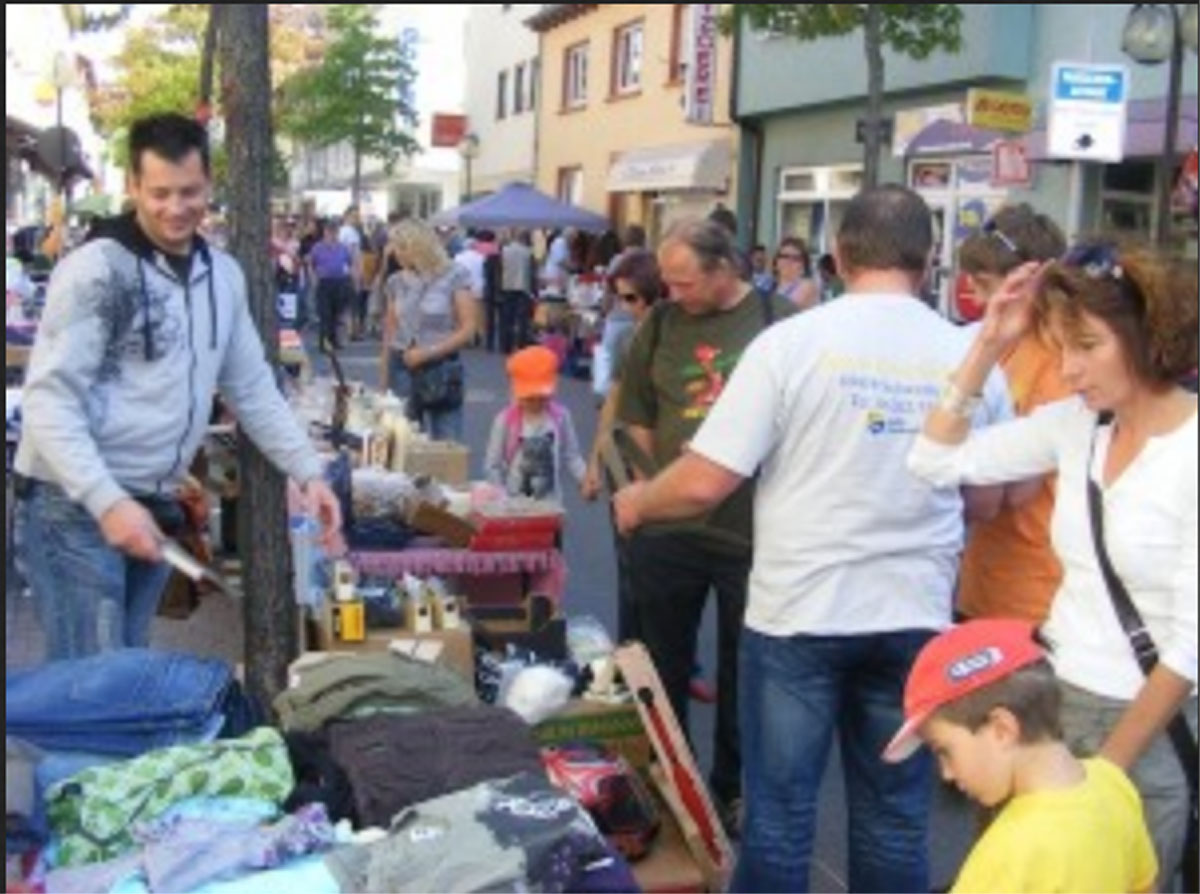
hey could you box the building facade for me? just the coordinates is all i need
[462,4,541,198]
[734,4,1198,317]
[530,3,738,243]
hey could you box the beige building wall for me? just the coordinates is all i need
[534,4,737,239]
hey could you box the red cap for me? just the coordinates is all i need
[882,619,1045,763]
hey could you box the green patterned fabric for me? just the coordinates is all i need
[48,728,293,868]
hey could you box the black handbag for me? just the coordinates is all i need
[1087,415,1199,893]
[408,354,464,415]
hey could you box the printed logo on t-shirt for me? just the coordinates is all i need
[822,352,945,437]
[517,431,557,499]
[682,344,742,420]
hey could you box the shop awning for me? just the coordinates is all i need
[1026,95,1198,161]
[606,140,731,193]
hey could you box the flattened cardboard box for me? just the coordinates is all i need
[534,699,651,771]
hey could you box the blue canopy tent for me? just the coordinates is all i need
[431,182,610,232]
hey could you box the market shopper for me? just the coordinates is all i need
[614,186,1010,892]
[954,205,1070,623]
[774,236,820,310]
[484,345,587,503]
[883,619,1158,894]
[615,219,794,836]
[310,220,355,351]
[907,240,1198,892]
[13,113,342,661]
[380,219,476,442]
[580,249,664,643]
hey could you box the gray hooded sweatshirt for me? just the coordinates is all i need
[15,213,324,521]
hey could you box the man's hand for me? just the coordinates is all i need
[301,479,343,548]
[613,482,647,536]
[99,499,164,562]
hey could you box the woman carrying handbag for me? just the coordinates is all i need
[908,241,1198,892]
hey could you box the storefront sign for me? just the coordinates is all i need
[893,103,963,157]
[991,139,1032,188]
[1047,62,1129,163]
[967,89,1033,134]
[430,113,468,149]
[685,4,719,125]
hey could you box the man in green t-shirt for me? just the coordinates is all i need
[616,218,793,829]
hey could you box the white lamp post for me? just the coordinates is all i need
[458,132,480,202]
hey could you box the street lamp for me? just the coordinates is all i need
[1122,4,1198,245]
[458,132,480,202]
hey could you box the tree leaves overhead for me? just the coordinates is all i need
[722,4,963,59]
[277,4,419,180]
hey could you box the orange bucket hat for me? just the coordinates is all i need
[507,345,560,399]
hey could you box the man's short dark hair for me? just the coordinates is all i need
[128,114,210,177]
[933,657,1063,745]
[662,218,742,275]
[623,224,647,250]
[837,185,932,276]
[707,203,738,237]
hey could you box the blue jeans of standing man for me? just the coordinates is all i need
[733,628,936,894]
[15,479,176,660]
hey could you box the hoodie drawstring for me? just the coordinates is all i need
[207,262,217,350]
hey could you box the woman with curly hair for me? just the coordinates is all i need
[908,241,1198,891]
[380,219,477,441]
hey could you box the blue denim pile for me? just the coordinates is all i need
[6,649,255,758]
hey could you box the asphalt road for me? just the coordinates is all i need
[5,335,973,891]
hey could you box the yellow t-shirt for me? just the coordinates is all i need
[952,758,1157,894]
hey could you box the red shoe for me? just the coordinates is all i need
[689,676,717,704]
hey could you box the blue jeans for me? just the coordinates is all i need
[15,480,174,660]
[388,350,465,443]
[6,648,234,755]
[733,628,935,894]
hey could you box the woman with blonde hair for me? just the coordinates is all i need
[909,241,1198,891]
[380,219,476,441]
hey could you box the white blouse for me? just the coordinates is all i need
[908,397,1198,701]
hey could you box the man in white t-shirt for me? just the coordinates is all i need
[614,185,1010,893]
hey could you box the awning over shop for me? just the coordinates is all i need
[606,140,731,193]
[1026,95,1198,161]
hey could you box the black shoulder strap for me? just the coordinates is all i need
[1086,414,1198,789]
[647,299,671,363]
[758,288,775,328]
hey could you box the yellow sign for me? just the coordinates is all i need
[967,89,1033,133]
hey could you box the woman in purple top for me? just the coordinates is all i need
[309,221,354,351]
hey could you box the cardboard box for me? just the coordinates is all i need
[632,790,708,894]
[307,610,475,682]
[406,501,477,548]
[404,441,470,486]
[534,698,652,771]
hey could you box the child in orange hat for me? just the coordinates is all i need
[484,345,587,502]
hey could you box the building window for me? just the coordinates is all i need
[530,58,540,111]
[557,167,583,206]
[563,42,588,109]
[1099,160,1157,236]
[497,70,508,120]
[776,165,863,257]
[668,5,691,84]
[514,63,526,115]
[613,21,644,95]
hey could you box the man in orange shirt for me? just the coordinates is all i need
[955,205,1070,622]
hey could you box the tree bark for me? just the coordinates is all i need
[198,4,221,115]
[862,3,885,189]
[220,4,296,714]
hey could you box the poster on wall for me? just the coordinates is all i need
[1047,62,1129,163]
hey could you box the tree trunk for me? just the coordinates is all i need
[198,4,221,115]
[220,4,295,714]
[862,3,885,189]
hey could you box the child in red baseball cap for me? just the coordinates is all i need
[885,619,1156,893]
[484,345,587,502]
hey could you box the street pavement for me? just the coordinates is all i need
[5,334,973,891]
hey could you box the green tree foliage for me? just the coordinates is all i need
[277,4,419,200]
[723,4,963,187]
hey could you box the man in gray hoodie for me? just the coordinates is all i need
[14,113,341,660]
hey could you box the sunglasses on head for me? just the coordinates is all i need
[1059,241,1145,311]
[982,219,1022,258]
